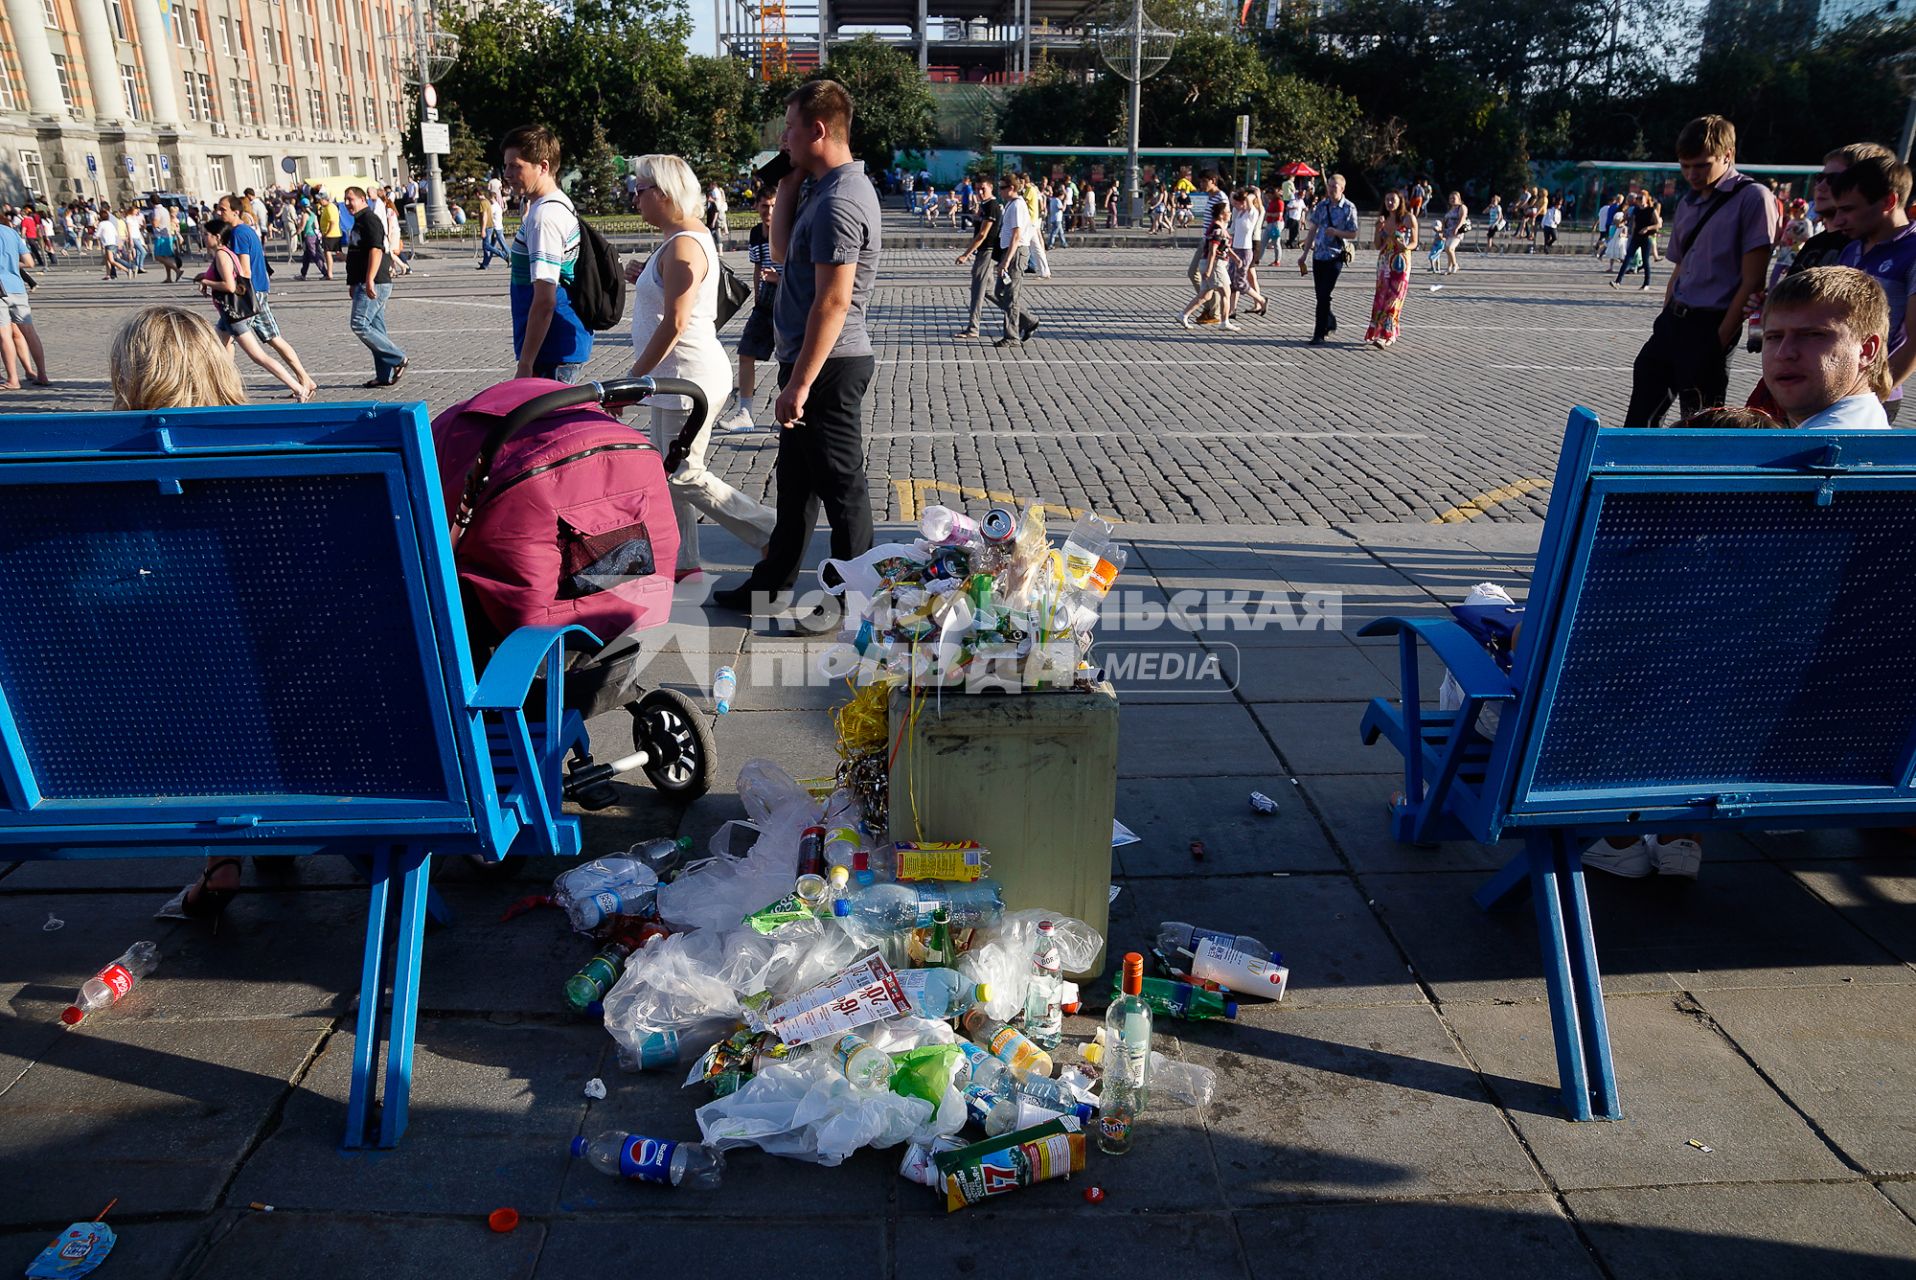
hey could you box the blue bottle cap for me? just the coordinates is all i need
[570,1136,588,1157]
[834,899,851,917]
[1223,1000,1240,1019]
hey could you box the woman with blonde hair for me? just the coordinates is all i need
[110,304,253,925]
[111,304,248,409]
[622,153,776,581]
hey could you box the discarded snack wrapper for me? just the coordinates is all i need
[1248,791,1279,815]
[584,1077,608,1100]
[894,840,990,882]
[935,1115,1086,1212]
[1686,1138,1713,1153]
[26,1201,117,1279]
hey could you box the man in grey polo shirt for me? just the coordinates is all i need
[714,79,883,611]
[1623,115,1779,427]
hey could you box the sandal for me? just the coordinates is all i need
[158,856,243,931]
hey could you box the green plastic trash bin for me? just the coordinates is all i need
[888,684,1119,978]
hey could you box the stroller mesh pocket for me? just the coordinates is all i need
[558,515,656,599]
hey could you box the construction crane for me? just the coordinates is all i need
[762,0,789,77]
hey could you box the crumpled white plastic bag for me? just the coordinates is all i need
[817,541,930,598]
[695,1049,965,1166]
[656,759,821,933]
[957,909,1104,1022]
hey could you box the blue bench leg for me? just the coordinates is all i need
[344,846,434,1149]
[1527,833,1622,1121]
[1473,849,1531,910]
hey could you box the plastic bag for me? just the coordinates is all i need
[656,760,822,933]
[695,1052,964,1166]
[818,542,931,598]
[956,910,1104,1022]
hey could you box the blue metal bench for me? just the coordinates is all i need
[0,402,589,1148]
[1360,410,1916,1121]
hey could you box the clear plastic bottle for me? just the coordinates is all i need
[840,879,1005,934]
[1060,512,1115,591]
[570,1131,725,1188]
[553,858,660,931]
[982,1091,1096,1137]
[956,1041,1083,1110]
[829,1031,894,1089]
[630,835,696,880]
[62,941,159,1026]
[1098,952,1153,1155]
[823,826,864,873]
[961,1007,1054,1080]
[921,505,982,547]
[898,967,991,1020]
[712,666,736,714]
[1156,921,1271,959]
[1024,920,1065,1050]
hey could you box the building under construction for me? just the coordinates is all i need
[715,0,1105,83]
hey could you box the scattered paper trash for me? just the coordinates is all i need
[1686,1138,1713,1153]
[1110,820,1140,848]
[1248,791,1279,815]
[27,1201,116,1278]
[584,1077,607,1100]
[1108,885,1122,904]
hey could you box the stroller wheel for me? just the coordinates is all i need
[631,689,715,800]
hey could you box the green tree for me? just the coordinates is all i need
[573,120,626,214]
[797,36,936,173]
[658,55,764,184]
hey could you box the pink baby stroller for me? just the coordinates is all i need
[433,375,715,805]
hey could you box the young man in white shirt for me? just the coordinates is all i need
[501,123,593,382]
[1760,264,1891,429]
[993,173,1040,348]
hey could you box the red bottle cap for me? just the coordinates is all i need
[487,1207,519,1233]
[59,1005,84,1026]
[1121,953,1144,996]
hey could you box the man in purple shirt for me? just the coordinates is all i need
[1623,115,1780,427]
[1828,155,1916,422]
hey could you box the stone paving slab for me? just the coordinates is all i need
[1445,996,1854,1190]
[537,1217,885,1279]
[1564,1183,1916,1280]
[1697,984,1916,1176]
[1112,774,1341,877]
[191,1212,547,1280]
[1293,773,1507,875]
[1236,1194,1599,1279]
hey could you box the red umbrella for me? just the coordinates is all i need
[1279,162,1319,177]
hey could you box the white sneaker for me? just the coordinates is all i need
[717,396,756,433]
[1222,319,1240,331]
[1582,837,1653,878]
[1179,314,1195,329]
[1651,835,1702,879]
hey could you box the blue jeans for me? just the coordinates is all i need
[534,361,586,383]
[479,227,509,269]
[349,282,405,382]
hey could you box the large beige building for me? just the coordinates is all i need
[0,0,417,207]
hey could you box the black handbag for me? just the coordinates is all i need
[715,261,752,329]
[213,249,257,324]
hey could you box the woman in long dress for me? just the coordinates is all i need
[1365,190,1417,348]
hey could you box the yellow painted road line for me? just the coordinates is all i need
[1430,477,1548,524]
[891,478,1087,523]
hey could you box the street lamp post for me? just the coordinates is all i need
[387,5,460,228]
[1097,3,1174,227]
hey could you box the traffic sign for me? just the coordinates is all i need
[85,155,97,174]
[423,83,437,109]
[281,156,298,174]
[123,154,135,175]
[420,121,450,155]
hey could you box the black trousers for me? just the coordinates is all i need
[1311,257,1343,340]
[1624,306,1731,428]
[749,355,876,591]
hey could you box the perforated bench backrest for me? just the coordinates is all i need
[1494,414,1916,830]
[0,405,484,838]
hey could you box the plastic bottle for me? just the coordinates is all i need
[829,1031,894,1089]
[956,1041,1086,1111]
[564,940,632,1014]
[1024,920,1065,1050]
[1156,921,1271,960]
[921,505,983,547]
[1098,953,1153,1155]
[630,835,697,880]
[1060,512,1115,591]
[570,1131,725,1188]
[897,966,991,1020]
[1082,1030,1217,1110]
[823,826,863,874]
[982,1091,1096,1137]
[62,941,159,1025]
[840,879,1006,934]
[712,666,736,714]
[1118,973,1239,1022]
[553,858,660,931]
[827,865,853,918]
[961,1007,1054,1080]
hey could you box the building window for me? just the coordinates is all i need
[337,91,352,132]
[192,7,205,48]
[274,83,292,127]
[323,155,338,177]
[363,95,374,131]
[50,53,75,115]
[210,155,229,193]
[181,69,197,119]
[108,0,128,40]
[195,72,213,121]
[40,0,55,27]
[0,62,16,112]
[146,153,162,191]
[218,15,231,53]
[252,155,271,189]
[20,150,45,199]
[120,64,144,118]
[297,34,308,66]
[307,86,325,128]
[172,2,186,46]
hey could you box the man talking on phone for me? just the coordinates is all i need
[713,79,883,613]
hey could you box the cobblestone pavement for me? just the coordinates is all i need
[6,237,1696,525]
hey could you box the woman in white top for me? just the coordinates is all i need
[624,153,777,580]
[1228,187,1268,314]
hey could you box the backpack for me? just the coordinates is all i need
[566,214,626,332]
